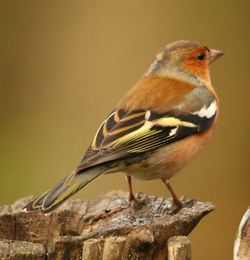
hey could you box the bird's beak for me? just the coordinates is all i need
[209,49,224,64]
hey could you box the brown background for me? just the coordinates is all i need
[0,1,249,259]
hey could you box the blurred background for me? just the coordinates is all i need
[0,1,249,259]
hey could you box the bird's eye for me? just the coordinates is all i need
[197,53,205,60]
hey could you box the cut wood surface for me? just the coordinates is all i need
[234,207,250,260]
[0,191,215,259]
[168,236,191,260]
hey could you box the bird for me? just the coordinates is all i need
[24,40,224,213]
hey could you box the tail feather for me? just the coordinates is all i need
[24,165,107,213]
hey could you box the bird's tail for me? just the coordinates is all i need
[24,164,108,213]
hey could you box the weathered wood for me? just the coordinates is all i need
[0,191,215,259]
[102,236,127,260]
[0,240,46,259]
[82,238,103,260]
[168,236,191,260]
[234,207,250,260]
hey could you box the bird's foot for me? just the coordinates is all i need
[167,198,183,214]
[128,193,146,209]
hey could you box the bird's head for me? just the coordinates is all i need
[145,40,224,86]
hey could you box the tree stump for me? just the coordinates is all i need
[0,191,215,259]
[234,207,250,260]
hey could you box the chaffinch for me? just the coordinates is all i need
[25,40,224,213]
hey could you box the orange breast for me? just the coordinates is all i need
[123,115,218,181]
[144,114,218,180]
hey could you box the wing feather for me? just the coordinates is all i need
[77,106,216,172]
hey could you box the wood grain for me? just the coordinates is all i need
[0,191,215,259]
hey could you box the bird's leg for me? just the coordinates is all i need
[126,176,146,208]
[126,175,136,205]
[162,179,182,211]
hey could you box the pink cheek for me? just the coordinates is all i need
[184,60,208,78]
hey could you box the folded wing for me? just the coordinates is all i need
[77,105,216,172]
